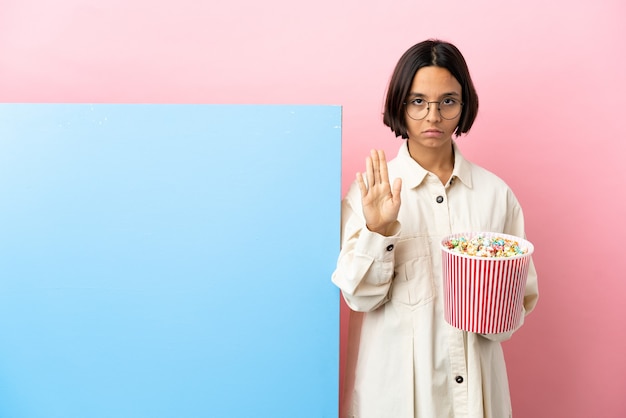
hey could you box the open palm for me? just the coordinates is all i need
[357,149,402,236]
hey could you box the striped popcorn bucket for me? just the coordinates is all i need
[441,232,534,334]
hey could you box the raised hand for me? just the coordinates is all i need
[356,149,402,236]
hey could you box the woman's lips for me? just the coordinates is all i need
[422,129,444,137]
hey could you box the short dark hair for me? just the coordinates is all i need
[383,39,479,139]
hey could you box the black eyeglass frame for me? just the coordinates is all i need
[403,99,464,121]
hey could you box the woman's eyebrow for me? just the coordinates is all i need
[408,91,461,98]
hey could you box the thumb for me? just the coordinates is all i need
[392,178,402,204]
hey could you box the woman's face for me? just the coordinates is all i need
[404,66,463,152]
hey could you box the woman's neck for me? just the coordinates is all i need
[407,141,455,185]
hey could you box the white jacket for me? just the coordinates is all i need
[332,141,539,418]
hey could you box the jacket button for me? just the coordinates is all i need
[386,244,394,251]
[455,376,464,384]
[436,196,444,203]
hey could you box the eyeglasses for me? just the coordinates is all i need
[404,97,464,120]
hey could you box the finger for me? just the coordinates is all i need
[378,150,390,186]
[356,172,367,197]
[392,178,402,205]
[370,149,381,185]
[365,154,374,188]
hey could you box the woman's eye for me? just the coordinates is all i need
[411,98,425,105]
[442,98,457,106]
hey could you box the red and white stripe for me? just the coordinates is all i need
[442,249,531,334]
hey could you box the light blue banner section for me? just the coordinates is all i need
[0,104,341,418]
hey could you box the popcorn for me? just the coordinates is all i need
[441,232,534,333]
[443,234,528,258]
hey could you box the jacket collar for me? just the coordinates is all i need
[396,140,473,189]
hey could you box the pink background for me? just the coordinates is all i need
[2,0,625,416]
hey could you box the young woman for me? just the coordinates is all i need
[332,39,539,418]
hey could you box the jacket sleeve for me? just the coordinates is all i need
[331,181,401,312]
[481,188,539,342]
